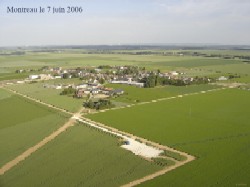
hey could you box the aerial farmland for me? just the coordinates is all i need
[0,45,250,187]
[2,0,250,185]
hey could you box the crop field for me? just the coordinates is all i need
[87,89,250,186]
[6,82,220,112]
[1,123,162,187]
[1,51,248,84]
[0,72,30,81]
[1,49,250,186]
[0,89,69,167]
[0,52,244,69]
[7,83,84,113]
[190,49,250,56]
[108,84,220,104]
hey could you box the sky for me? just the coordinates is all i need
[0,0,250,46]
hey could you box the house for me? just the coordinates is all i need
[16,69,24,73]
[39,74,53,80]
[29,75,39,80]
[88,83,99,89]
[110,89,124,96]
[54,75,62,79]
[218,76,228,81]
[53,67,62,71]
[17,81,25,84]
[55,85,62,89]
[91,89,100,94]
[129,82,145,88]
[84,90,91,94]
[101,88,113,95]
[169,71,179,76]
[75,89,84,98]
[76,84,88,89]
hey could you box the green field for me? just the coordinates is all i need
[87,89,250,186]
[7,82,220,112]
[0,72,29,81]
[7,83,84,113]
[1,50,250,186]
[1,123,162,187]
[0,89,69,167]
[0,52,244,69]
[1,51,249,83]
[108,84,220,104]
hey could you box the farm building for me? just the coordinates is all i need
[91,89,100,94]
[54,75,62,79]
[101,88,113,95]
[218,76,228,81]
[75,89,84,98]
[29,75,39,80]
[76,84,88,89]
[110,89,124,96]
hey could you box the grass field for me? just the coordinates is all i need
[87,89,250,186]
[108,84,220,104]
[0,52,244,69]
[1,50,250,186]
[1,51,249,84]
[1,123,162,187]
[0,89,69,167]
[7,82,220,112]
[7,83,84,113]
[0,72,30,81]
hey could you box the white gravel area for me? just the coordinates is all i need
[121,138,163,158]
[73,116,163,158]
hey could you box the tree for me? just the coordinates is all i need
[86,93,91,101]
[60,88,76,95]
[99,78,105,84]
[62,73,70,79]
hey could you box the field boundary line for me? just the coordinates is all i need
[0,87,85,175]
[98,87,227,113]
[0,118,76,175]
[1,85,198,184]
[2,86,74,115]
[78,116,196,187]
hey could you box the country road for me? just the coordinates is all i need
[1,85,197,186]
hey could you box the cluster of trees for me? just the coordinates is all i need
[60,88,76,95]
[141,74,214,88]
[121,67,139,75]
[11,51,26,55]
[117,66,145,76]
[98,65,112,69]
[84,99,114,110]
[15,70,26,73]
[98,78,105,84]
[62,73,79,79]
[228,74,241,79]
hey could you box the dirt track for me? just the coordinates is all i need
[121,156,194,187]
[0,119,75,175]
[1,87,73,115]
[79,117,195,187]
[98,87,226,113]
[0,87,83,175]
[1,86,196,186]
